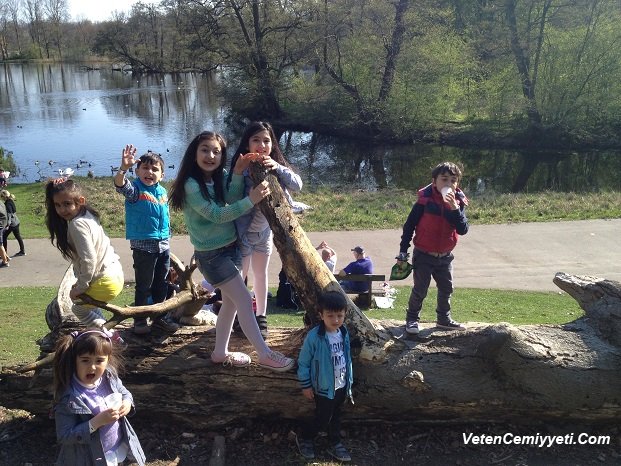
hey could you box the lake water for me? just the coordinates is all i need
[2,62,620,194]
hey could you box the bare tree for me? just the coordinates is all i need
[43,0,67,58]
[4,0,22,55]
[24,0,44,58]
[504,0,554,138]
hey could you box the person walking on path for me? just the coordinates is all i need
[1,189,26,256]
[0,199,10,267]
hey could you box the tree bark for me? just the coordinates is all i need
[1,173,620,427]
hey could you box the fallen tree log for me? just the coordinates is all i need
[1,169,620,427]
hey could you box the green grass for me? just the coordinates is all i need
[0,285,134,368]
[0,285,583,368]
[268,286,583,327]
[0,178,591,368]
[0,287,57,367]
[8,178,621,238]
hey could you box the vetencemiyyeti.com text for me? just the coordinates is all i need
[463,433,611,448]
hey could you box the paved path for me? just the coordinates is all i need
[2,219,620,292]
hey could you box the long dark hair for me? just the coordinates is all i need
[45,179,99,260]
[53,330,123,402]
[228,121,291,186]
[169,131,228,210]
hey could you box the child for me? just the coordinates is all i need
[114,146,178,335]
[316,240,337,273]
[1,189,26,256]
[396,161,469,335]
[228,121,303,339]
[0,199,9,267]
[53,329,146,465]
[296,291,353,462]
[45,178,124,330]
[168,130,295,372]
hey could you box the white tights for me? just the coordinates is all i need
[213,275,270,361]
[241,251,271,317]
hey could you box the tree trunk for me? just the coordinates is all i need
[1,173,620,427]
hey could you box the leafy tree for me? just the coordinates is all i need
[0,147,19,176]
[204,0,319,120]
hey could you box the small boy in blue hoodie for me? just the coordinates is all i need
[297,291,353,462]
[114,145,178,335]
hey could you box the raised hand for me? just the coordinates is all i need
[120,144,138,170]
[233,152,263,174]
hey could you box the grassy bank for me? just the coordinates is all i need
[6,177,621,238]
[0,285,581,368]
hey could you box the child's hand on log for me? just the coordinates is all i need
[302,388,314,401]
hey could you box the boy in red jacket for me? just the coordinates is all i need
[396,162,469,335]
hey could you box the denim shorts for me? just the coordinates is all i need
[194,243,242,287]
[239,227,273,257]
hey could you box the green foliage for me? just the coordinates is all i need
[7,1,621,145]
[11,179,621,239]
[0,147,19,175]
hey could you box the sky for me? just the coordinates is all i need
[68,0,155,22]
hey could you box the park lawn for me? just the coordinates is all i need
[0,285,582,368]
[7,178,621,239]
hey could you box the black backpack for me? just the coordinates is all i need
[276,270,298,309]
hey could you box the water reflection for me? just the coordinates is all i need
[1,63,620,193]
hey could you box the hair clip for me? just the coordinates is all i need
[52,177,68,185]
[71,329,112,342]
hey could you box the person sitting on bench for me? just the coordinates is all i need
[338,246,374,293]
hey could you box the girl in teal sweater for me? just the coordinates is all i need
[169,131,295,372]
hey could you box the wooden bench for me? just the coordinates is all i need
[339,273,386,308]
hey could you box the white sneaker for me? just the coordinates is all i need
[258,350,295,372]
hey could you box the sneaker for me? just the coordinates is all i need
[133,317,151,335]
[98,327,127,348]
[327,442,351,462]
[152,314,180,333]
[110,330,127,347]
[211,352,251,367]
[436,319,466,331]
[14,251,26,257]
[0,262,8,268]
[258,350,295,372]
[405,321,419,335]
[295,437,315,460]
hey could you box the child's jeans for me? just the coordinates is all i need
[132,248,170,306]
[406,249,455,323]
[302,387,347,444]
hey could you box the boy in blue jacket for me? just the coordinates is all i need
[297,291,353,462]
[114,145,178,335]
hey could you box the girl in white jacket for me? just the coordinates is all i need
[45,178,124,328]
